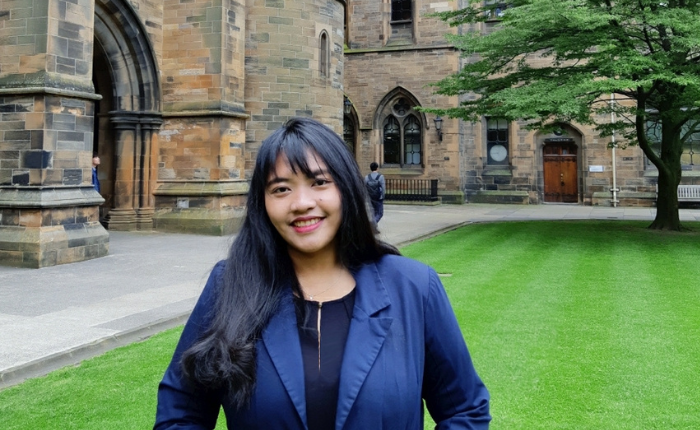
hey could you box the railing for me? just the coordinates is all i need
[385,179,439,202]
[655,184,700,202]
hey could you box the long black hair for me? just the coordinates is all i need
[181,117,399,408]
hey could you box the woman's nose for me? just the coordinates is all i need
[290,187,316,212]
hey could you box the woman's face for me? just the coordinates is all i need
[264,151,343,260]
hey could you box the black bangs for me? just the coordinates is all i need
[257,118,343,183]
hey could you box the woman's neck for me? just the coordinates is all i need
[290,250,355,302]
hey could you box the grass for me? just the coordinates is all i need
[402,221,700,429]
[1,220,699,429]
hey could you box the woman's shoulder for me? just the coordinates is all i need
[196,260,227,303]
[375,253,432,272]
[372,254,438,287]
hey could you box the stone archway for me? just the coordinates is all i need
[93,0,162,230]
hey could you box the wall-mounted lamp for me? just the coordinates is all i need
[344,97,353,115]
[433,116,443,141]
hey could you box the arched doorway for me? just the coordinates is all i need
[543,139,578,203]
[93,0,162,230]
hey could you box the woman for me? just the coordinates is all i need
[154,117,490,429]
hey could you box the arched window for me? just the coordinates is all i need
[319,31,329,78]
[404,115,421,165]
[383,112,422,166]
[343,116,356,155]
[383,116,401,164]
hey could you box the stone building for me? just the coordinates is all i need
[1,0,344,267]
[1,0,694,267]
[343,1,698,210]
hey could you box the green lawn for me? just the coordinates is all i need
[1,221,699,429]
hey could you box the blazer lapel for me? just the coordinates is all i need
[335,262,393,429]
[262,291,307,427]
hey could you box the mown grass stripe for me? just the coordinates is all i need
[2,220,699,430]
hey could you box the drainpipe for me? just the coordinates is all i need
[610,94,619,207]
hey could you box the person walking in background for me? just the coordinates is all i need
[154,117,490,429]
[365,162,385,223]
[92,154,101,193]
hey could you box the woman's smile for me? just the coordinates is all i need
[292,217,323,232]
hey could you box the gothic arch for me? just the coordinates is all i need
[94,0,160,112]
[373,87,428,130]
[93,0,163,230]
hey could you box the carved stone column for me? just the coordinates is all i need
[106,114,138,230]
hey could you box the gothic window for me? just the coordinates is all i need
[393,98,410,116]
[391,0,412,22]
[343,116,356,155]
[320,31,329,78]
[383,114,422,166]
[486,117,509,165]
[384,116,401,164]
[404,116,421,165]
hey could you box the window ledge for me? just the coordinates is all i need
[644,169,700,177]
[380,166,424,176]
[390,19,412,25]
[483,167,513,176]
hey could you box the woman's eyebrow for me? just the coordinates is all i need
[266,176,287,186]
[307,168,330,178]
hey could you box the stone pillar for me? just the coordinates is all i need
[0,0,109,268]
[105,114,138,230]
[105,111,162,231]
[152,0,249,235]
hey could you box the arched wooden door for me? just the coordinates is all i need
[543,142,578,203]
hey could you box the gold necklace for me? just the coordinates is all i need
[303,284,336,302]
[300,270,344,301]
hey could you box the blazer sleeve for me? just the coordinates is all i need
[421,268,491,429]
[154,261,225,430]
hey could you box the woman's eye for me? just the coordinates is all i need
[314,178,330,186]
[271,186,290,194]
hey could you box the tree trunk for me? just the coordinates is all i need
[649,126,683,231]
[650,169,681,230]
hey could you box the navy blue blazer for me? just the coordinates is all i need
[155,255,490,429]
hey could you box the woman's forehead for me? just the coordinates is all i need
[268,150,328,177]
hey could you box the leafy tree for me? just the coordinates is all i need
[429,0,700,230]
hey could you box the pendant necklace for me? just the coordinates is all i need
[304,284,335,302]
[301,270,343,301]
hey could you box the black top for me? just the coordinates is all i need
[294,289,356,430]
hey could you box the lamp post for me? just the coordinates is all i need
[433,116,443,142]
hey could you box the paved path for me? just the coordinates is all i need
[1,204,699,389]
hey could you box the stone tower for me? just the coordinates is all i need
[0,0,346,267]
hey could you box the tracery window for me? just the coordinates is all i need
[383,113,422,166]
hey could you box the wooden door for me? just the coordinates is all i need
[543,143,578,203]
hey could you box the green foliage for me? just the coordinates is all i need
[428,0,700,228]
[431,0,700,134]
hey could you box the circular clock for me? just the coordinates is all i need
[489,144,507,162]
